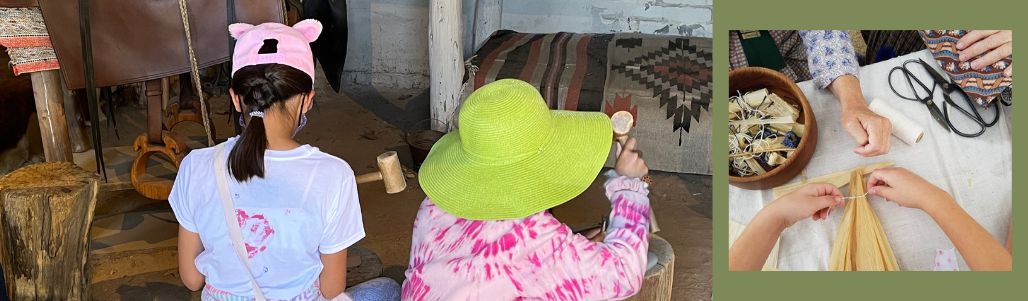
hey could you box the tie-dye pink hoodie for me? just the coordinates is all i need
[402,174,650,301]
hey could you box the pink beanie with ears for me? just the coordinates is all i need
[229,19,323,82]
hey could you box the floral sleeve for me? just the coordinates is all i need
[800,30,860,89]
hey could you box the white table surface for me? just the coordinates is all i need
[728,50,1013,271]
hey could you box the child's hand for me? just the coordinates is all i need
[766,183,845,227]
[615,138,648,179]
[867,167,952,210]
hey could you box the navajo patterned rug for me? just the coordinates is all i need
[0,7,59,75]
[470,31,711,174]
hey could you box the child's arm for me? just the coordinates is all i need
[868,167,1011,271]
[923,199,1012,270]
[319,249,349,298]
[729,209,786,271]
[729,183,844,271]
[177,227,205,291]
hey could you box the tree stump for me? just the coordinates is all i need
[626,234,675,301]
[0,162,99,300]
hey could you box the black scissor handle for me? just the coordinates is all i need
[888,64,935,102]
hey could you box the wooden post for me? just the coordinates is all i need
[625,235,675,301]
[429,0,464,132]
[0,162,99,300]
[29,70,73,162]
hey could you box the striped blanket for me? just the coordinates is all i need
[0,7,59,75]
[470,31,711,174]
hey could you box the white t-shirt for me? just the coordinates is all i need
[169,137,364,299]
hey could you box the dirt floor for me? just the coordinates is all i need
[60,69,711,300]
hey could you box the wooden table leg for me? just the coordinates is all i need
[29,70,73,162]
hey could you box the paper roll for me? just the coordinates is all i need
[869,98,924,145]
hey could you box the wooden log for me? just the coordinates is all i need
[30,70,73,162]
[626,234,675,301]
[429,0,464,132]
[0,162,99,300]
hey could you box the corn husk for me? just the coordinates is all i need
[829,171,900,271]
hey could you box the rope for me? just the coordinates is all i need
[177,0,215,146]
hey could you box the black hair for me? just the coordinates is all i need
[228,63,313,182]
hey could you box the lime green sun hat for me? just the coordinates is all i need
[418,79,613,221]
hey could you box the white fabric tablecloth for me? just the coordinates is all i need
[728,50,1012,271]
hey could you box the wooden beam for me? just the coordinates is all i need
[30,70,73,162]
[429,0,465,132]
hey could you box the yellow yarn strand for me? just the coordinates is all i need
[829,170,899,271]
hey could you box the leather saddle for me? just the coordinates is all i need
[37,0,283,90]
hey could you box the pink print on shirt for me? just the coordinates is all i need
[236,209,276,258]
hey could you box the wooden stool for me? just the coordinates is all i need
[626,234,675,301]
[0,162,99,300]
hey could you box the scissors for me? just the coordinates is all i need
[888,58,1000,138]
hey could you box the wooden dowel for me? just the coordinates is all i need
[355,172,383,184]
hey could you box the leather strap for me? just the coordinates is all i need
[213,144,269,301]
[78,0,106,181]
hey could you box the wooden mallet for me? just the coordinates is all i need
[355,151,407,194]
[611,111,660,233]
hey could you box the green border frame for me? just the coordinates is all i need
[713,0,1022,299]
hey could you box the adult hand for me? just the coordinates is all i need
[831,75,892,157]
[866,167,953,210]
[765,183,845,227]
[840,104,893,156]
[956,30,1013,77]
[615,137,649,179]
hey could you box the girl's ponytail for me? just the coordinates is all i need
[228,63,312,182]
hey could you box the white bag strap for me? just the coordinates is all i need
[213,144,268,301]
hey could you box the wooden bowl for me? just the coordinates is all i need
[728,67,818,190]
